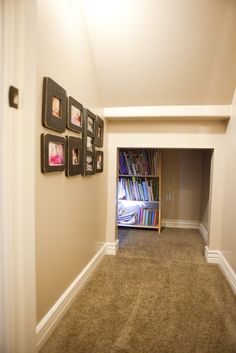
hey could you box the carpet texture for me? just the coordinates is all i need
[40,228,236,353]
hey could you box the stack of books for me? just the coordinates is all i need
[119,150,159,175]
[137,208,158,226]
[118,177,159,201]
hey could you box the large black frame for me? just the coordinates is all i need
[42,77,67,133]
[41,133,66,173]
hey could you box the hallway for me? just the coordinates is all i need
[40,228,236,353]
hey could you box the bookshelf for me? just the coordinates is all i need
[117,149,161,233]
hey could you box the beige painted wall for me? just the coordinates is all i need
[221,89,236,273]
[107,119,226,251]
[36,0,107,322]
[161,149,202,221]
[200,150,212,233]
[82,0,236,106]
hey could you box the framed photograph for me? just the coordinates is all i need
[66,136,83,176]
[83,109,96,137]
[67,96,83,133]
[42,77,67,133]
[84,152,95,176]
[95,116,104,147]
[95,151,104,173]
[86,135,95,152]
[41,133,66,173]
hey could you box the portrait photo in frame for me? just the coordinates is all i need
[66,136,83,176]
[84,151,95,176]
[42,77,67,133]
[95,150,104,173]
[95,116,104,147]
[86,135,95,153]
[41,133,66,173]
[67,96,83,133]
[83,108,96,137]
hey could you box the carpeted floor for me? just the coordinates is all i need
[40,228,236,353]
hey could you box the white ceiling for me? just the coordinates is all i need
[81,0,236,107]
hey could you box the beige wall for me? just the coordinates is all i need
[200,150,212,233]
[161,149,202,221]
[221,89,236,273]
[36,0,107,322]
[82,0,236,106]
[107,119,226,251]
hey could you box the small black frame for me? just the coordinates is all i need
[41,133,66,173]
[84,151,95,176]
[85,134,95,153]
[95,151,104,173]
[95,116,104,147]
[66,136,83,176]
[42,77,67,133]
[67,96,83,133]
[84,109,96,137]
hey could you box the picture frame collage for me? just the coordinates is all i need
[41,77,104,176]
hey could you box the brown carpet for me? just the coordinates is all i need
[40,228,236,353]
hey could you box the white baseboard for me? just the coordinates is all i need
[205,246,219,263]
[162,219,208,244]
[106,239,119,255]
[199,223,208,244]
[162,218,199,229]
[36,240,119,351]
[205,246,236,294]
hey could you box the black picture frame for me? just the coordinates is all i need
[42,77,67,133]
[84,109,96,137]
[95,116,104,147]
[84,151,95,176]
[95,151,104,173]
[66,136,83,176]
[83,108,95,156]
[67,96,83,133]
[41,133,66,173]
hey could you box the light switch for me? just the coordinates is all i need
[9,86,19,109]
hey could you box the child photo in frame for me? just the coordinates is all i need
[48,141,64,166]
[67,96,83,133]
[95,151,103,173]
[83,109,96,139]
[42,77,67,133]
[95,116,104,147]
[86,154,94,172]
[52,96,61,118]
[66,136,82,176]
[86,136,94,152]
[87,116,95,134]
[72,148,80,165]
[41,133,66,173]
[71,105,82,127]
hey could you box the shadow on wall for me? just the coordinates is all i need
[161,148,212,230]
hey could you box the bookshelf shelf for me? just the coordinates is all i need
[119,174,159,178]
[118,224,160,230]
[117,148,161,233]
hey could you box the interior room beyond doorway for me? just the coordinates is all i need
[117,148,213,243]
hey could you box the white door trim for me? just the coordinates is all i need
[0,1,37,352]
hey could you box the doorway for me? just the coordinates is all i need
[116,148,213,244]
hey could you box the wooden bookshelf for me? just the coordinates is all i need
[117,149,161,233]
